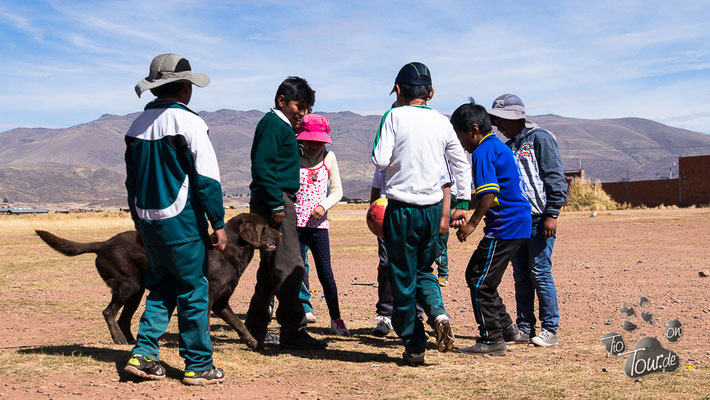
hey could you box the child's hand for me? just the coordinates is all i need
[450,209,468,228]
[211,228,227,251]
[456,222,476,242]
[543,217,558,238]
[439,216,450,236]
[270,212,285,228]
[310,205,326,220]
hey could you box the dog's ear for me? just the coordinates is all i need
[238,220,261,248]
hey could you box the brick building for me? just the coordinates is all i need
[602,155,710,207]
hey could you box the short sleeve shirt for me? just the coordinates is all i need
[472,134,532,239]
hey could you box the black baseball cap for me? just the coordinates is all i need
[390,62,432,94]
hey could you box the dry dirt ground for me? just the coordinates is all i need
[1,208,709,399]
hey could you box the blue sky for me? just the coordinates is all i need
[1,0,709,133]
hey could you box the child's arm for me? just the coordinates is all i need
[313,151,343,219]
[535,131,567,238]
[185,121,227,249]
[456,193,495,242]
[372,110,396,169]
[443,125,472,207]
[440,184,451,237]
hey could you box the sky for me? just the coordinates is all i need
[1,0,709,133]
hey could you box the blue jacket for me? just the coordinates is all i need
[506,127,567,219]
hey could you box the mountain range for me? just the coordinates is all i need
[1,109,709,206]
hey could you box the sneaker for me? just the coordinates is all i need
[531,329,558,347]
[372,315,393,337]
[438,276,448,287]
[503,323,530,345]
[280,329,328,350]
[263,331,279,345]
[124,354,165,380]
[331,318,351,336]
[183,366,225,386]
[458,340,507,356]
[402,351,425,365]
[305,312,317,324]
[434,314,455,353]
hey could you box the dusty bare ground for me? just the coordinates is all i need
[0,208,708,399]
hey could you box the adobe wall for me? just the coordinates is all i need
[679,155,710,206]
[602,155,710,207]
[602,179,679,207]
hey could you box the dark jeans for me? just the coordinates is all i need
[298,227,340,320]
[512,218,560,335]
[245,192,307,341]
[466,237,526,342]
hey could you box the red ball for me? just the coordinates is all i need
[366,198,388,238]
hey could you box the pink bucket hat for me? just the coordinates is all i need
[296,114,332,144]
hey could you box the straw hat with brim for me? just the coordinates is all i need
[135,53,210,97]
[488,93,536,129]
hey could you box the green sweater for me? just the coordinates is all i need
[249,110,300,212]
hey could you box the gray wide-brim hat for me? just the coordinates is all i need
[135,53,210,97]
[488,93,536,129]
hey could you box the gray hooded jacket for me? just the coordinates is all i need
[506,127,568,219]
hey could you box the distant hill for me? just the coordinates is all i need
[1,109,709,205]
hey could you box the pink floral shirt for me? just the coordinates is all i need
[295,162,330,229]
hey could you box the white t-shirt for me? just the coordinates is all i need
[371,105,471,206]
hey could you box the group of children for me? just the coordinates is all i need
[122,54,567,384]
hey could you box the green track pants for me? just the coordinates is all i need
[131,239,213,372]
[383,199,449,354]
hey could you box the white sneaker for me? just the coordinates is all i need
[372,315,393,337]
[531,329,558,347]
[434,314,455,352]
[331,318,351,336]
[305,312,317,324]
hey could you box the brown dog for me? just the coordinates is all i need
[36,213,280,350]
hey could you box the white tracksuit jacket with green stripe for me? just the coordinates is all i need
[124,100,224,246]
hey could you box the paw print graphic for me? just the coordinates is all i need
[601,296,683,378]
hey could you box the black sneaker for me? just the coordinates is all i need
[183,366,226,386]
[264,331,280,345]
[402,351,425,365]
[503,324,530,345]
[279,329,327,350]
[124,354,165,380]
[457,340,507,356]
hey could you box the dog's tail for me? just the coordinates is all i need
[35,230,104,256]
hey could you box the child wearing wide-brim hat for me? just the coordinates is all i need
[293,114,349,336]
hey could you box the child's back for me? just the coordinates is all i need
[472,132,531,239]
[372,105,470,206]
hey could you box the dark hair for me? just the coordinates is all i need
[150,81,188,99]
[450,99,492,134]
[274,76,315,108]
[397,83,432,101]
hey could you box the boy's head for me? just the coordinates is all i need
[450,100,492,152]
[390,62,434,104]
[274,76,316,130]
[135,53,209,105]
[488,93,535,139]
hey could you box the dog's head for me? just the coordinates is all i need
[227,213,281,252]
